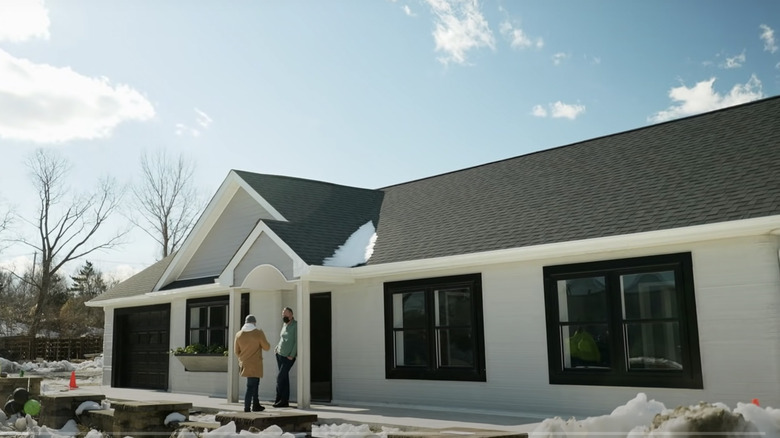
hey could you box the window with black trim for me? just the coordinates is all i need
[186,294,249,351]
[384,274,486,381]
[543,252,702,388]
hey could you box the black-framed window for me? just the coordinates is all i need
[543,252,702,389]
[186,294,249,351]
[384,274,486,381]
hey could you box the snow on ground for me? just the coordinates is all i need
[4,357,780,437]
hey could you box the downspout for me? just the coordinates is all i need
[296,279,311,409]
[772,229,780,278]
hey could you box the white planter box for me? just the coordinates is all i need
[174,354,228,372]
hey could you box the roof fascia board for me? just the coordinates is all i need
[218,221,307,287]
[85,282,221,307]
[85,295,171,308]
[309,215,780,281]
[145,282,225,298]
[299,266,354,283]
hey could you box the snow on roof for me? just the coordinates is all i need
[322,221,377,267]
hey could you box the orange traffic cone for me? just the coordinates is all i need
[69,371,78,390]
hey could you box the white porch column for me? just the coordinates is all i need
[296,280,311,409]
[227,288,241,403]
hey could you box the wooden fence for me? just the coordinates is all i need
[0,336,103,362]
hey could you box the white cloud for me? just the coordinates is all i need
[403,5,415,16]
[106,264,140,283]
[0,255,35,274]
[552,52,569,66]
[500,20,543,50]
[194,108,213,128]
[532,101,585,120]
[531,105,547,117]
[175,123,200,137]
[0,0,50,42]
[176,108,212,137]
[723,51,745,69]
[648,75,763,123]
[425,0,495,65]
[550,101,585,119]
[759,24,777,54]
[0,49,155,144]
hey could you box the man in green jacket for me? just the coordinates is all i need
[273,307,297,408]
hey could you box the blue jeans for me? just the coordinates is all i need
[275,353,296,402]
[245,377,260,411]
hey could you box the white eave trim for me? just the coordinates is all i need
[86,282,227,308]
[305,215,780,281]
[146,281,225,298]
[300,266,354,283]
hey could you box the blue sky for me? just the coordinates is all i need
[0,0,778,279]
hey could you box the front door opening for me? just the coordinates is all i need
[310,292,332,402]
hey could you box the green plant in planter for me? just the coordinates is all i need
[172,343,228,356]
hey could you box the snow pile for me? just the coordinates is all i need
[312,423,401,437]
[0,357,20,374]
[165,411,187,425]
[75,400,102,415]
[35,419,80,437]
[21,360,77,374]
[0,413,60,436]
[2,355,103,376]
[530,393,780,438]
[5,356,780,438]
[183,421,296,437]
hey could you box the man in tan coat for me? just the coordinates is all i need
[234,314,270,412]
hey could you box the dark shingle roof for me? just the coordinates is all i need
[88,253,176,303]
[368,96,780,264]
[93,96,780,302]
[233,171,384,265]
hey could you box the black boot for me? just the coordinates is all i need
[252,403,265,412]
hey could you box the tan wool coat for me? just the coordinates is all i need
[234,328,271,378]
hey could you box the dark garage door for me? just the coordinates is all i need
[113,304,170,390]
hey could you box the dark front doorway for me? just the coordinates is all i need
[112,304,170,390]
[310,292,332,402]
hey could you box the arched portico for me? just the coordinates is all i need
[227,265,310,408]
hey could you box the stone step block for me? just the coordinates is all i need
[215,410,317,433]
[38,392,106,430]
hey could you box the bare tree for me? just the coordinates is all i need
[131,149,201,258]
[16,149,127,341]
[0,199,12,252]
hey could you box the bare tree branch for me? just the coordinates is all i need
[18,149,128,342]
[0,202,13,253]
[130,149,203,259]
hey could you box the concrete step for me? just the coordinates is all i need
[79,408,113,432]
[215,410,318,433]
[177,420,221,431]
[39,393,194,437]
